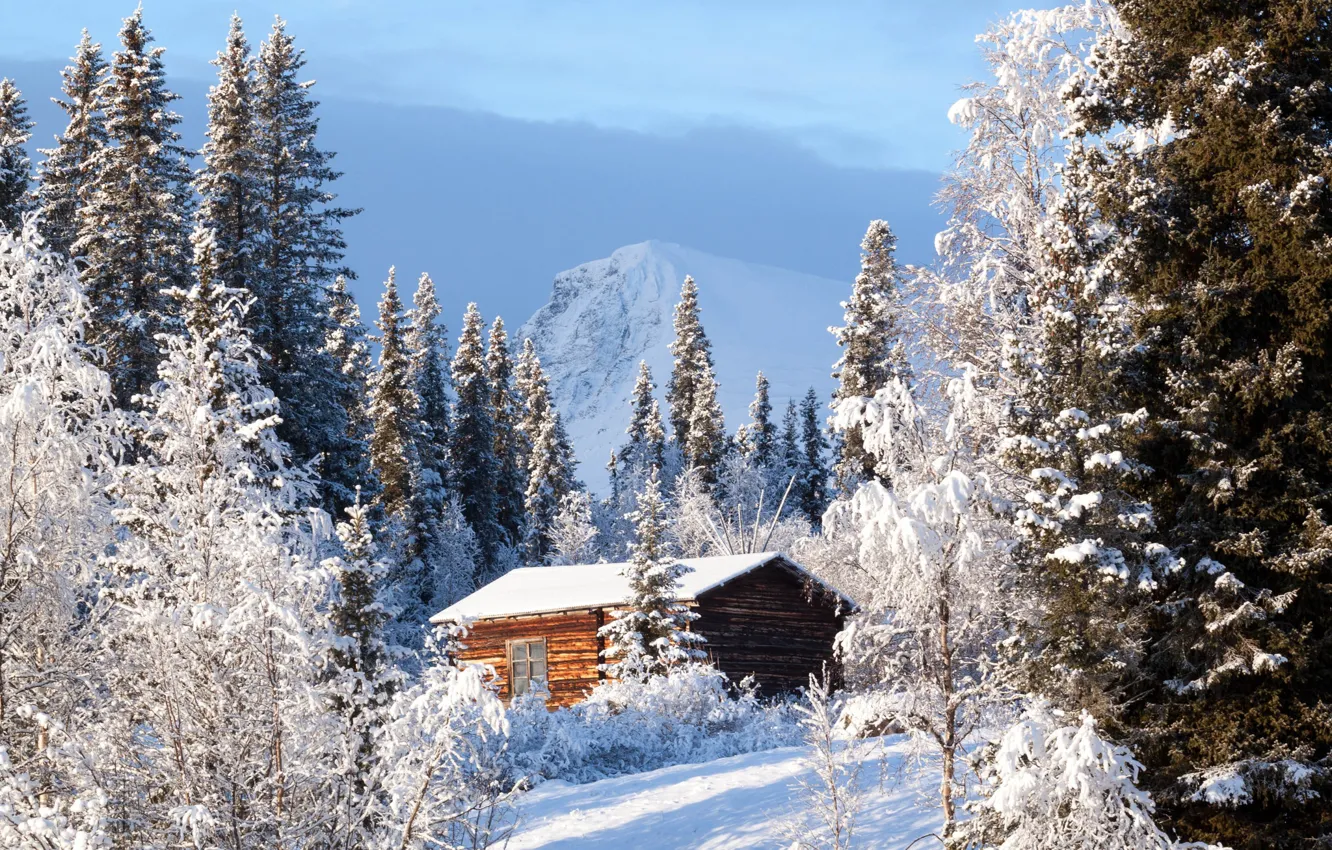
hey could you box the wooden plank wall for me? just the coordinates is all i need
[455,609,604,708]
[691,560,845,695]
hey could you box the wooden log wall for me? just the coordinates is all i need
[690,560,845,695]
[455,609,604,708]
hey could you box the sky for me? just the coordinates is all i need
[2,1,1013,171]
[0,1,1025,325]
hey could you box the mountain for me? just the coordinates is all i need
[520,241,847,491]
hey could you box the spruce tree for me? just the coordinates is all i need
[797,388,830,524]
[781,398,802,498]
[737,371,776,469]
[831,219,911,490]
[597,467,705,680]
[450,304,503,576]
[252,17,359,489]
[0,80,34,232]
[321,274,374,515]
[75,8,194,406]
[195,14,261,298]
[1078,4,1332,844]
[366,268,419,528]
[515,341,575,564]
[405,272,452,541]
[666,275,714,447]
[684,360,727,488]
[35,32,107,257]
[485,316,525,545]
[620,360,666,475]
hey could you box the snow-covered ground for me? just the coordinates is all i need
[508,735,944,850]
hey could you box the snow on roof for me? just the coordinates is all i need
[429,552,852,623]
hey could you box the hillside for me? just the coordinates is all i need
[520,241,849,489]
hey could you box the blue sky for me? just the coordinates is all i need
[1,2,1023,326]
[2,1,1013,171]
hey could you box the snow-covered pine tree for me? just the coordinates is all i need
[737,371,777,471]
[450,304,504,578]
[1076,3,1332,844]
[830,219,911,490]
[619,360,665,475]
[406,272,452,521]
[515,339,575,564]
[35,31,107,257]
[0,221,117,828]
[251,16,359,494]
[101,228,326,846]
[75,8,194,406]
[684,359,727,488]
[666,274,714,447]
[367,268,421,535]
[598,467,705,680]
[797,388,830,524]
[194,14,261,299]
[781,397,803,508]
[321,274,375,515]
[323,496,398,842]
[0,79,34,231]
[486,316,526,547]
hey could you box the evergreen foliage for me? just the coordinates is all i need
[367,267,420,529]
[620,360,666,476]
[1077,3,1332,844]
[737,371,776,470]
[0,79,34,232]
[35,31,107,257]
[797,388,830,524]
[450,303,503,576]
[684,359,727,489]
[321,274,375,515]
[75,8,194,406]
[406,272,453,561]
[195,14,261,299]
[666,275,714,447]
[251,16,359,490]
[830,220,911,490]
[598,468,705,680]
[486,316,526,546]
[516,339,575,564]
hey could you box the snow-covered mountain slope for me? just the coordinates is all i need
[520,241,847,491]
[508,735,941,849]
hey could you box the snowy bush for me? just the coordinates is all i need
[959,701,1222,850]
[504,663,801,784]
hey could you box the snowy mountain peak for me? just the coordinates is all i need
[520,241,847,491]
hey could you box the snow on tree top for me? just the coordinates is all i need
[429,552,852,623]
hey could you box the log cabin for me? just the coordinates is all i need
[429,552,854,708]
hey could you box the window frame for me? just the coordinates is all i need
[507,637,548,697]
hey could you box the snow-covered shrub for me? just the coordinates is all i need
[0,707,109,850]
[504,663,800,784]
[783,672,863,850]
[959,701,1222,850]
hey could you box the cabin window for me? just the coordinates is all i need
[509,638,547,696]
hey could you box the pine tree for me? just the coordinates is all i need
[597,468,705,679]
[798,388,830,524]
[367,268,419,529]
[0,80,34,232]
[549,490,600,566]
[35,31,107,257]
[321,275,374,515]
[620,360,666,475]
[195,14,261,298]
[781,398,802,501]
[406,273,452,551]
[252,16,359,489]
[831,219,912,490]
[450,304,503,576]
[684,360,727,488]
[324,497,396,812]
[737,371,777,469]
[666,274,714,447]
[516,339,575,563]
[486,316,525,545]
[1077,4,1332,844]
[75,8,194,406]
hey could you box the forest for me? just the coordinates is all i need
[0,1,1328,849]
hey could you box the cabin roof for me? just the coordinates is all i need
[429,551,853,624]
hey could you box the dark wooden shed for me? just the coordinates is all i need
[429,552,853,707]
